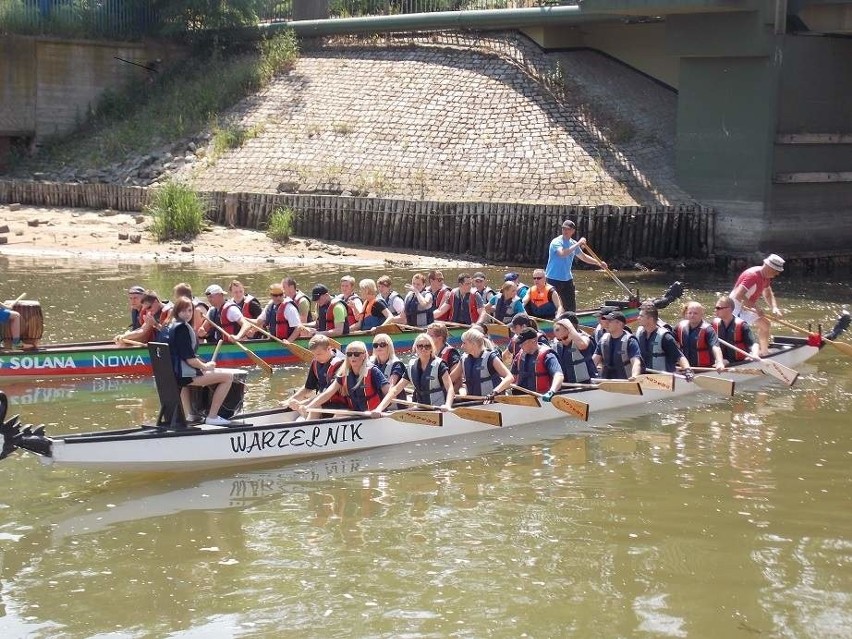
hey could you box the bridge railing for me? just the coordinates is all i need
[1,0,569,39]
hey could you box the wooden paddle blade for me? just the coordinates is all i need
[578,324,595,336]
[390,410,443,427]
[373,323,402,335]
[487,323,510,338]
[761,359,799,386]
[551,395,590,421]
[327,337,343,350]
[494,395,541,407]
[828,339,852,358]
[453,406,503,427]
[693,375,735,396]
[637,373,675,392]
[243,346,273,375]
[285,341,315,364]
[597,380,643,395]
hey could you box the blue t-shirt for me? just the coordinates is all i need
[545,236,581,281]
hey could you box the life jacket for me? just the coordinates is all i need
[713,317,748,362]
[462,350,501,395]
[431,285,452,316]
[408,358,446,406]
[168,321,198,379]
[293,290,313,322]
[235,295,261,319]
[384,290,403,316]
[341,367,385,411]
[447,288,480,324]
[310,355,347,407]
[373,358,398,381]
[524,284,558,319]
[130,307,142,330]
[553,338,596,383]
[515,346,556,393]
[636,326,674,373]
[598,333,637,379]
[477,287,495,304]
[494,295,519,324]
[344,293,363,317]
[360,297,384,330]
[674,320,713,367]
[266,298,297,340]
[209,301,241,342]
[317,299,353,335]
[437,343,460,368]
[403,291,434,327]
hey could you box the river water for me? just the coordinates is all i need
[0,255,850,639]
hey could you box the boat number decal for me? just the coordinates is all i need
[229,422,364,455]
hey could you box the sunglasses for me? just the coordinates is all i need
[271,293,283,297]
[346,351,366,358]
[714,306,730,310]
[416,344,433,350]
[533,276,544,280]
[372,342,388,348]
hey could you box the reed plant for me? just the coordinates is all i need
[266,207,294,243]
[146,181,208,242]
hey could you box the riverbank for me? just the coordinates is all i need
[0,204,482,268]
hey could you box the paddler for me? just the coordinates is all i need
[635,304,694,379]
[376,334,455,413]
[303,340,389,415]
[286,334,346,411]
[459,328,513,400]
[593,311,643,380]
[551,313,597,384]
[434,273,484,324]
[510,327,564,401]
[522,268,564,320]
[673,302,725,372]
[729,253,785,357]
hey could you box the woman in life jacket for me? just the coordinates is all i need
[370,335,405,386]
[167,297,236,426]
[426,322,463,391]
[483,280,524,326]
[459,328,513,401]
[376,334,455,413]
[351,279,393,331]
[397,272,434,328]
[304,341,389,416]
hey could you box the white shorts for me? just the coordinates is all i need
[732,302,759,325]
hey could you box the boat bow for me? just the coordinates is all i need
[0,391,52,460]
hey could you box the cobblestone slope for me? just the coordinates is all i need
[187,33,692,206]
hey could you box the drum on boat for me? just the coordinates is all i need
[189,367,247,419]
[1,300,44,348]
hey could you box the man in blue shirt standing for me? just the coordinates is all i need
[545,219,607,311]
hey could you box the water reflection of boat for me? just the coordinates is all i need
[0,334,825,473]
[1,376,155,406]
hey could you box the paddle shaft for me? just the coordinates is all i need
[248,321,313,363]
[0,293,26,310]
[767,313,852,357]
[687,366,764,375]
[211,339,223,364]
[205,319,273,375]
[581,244,634,298]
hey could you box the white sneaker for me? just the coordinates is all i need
[204,415,232,426]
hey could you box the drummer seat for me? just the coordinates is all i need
[148,342,188,429]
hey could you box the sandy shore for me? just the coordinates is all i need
[0,204,482,268]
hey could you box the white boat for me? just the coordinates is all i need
[0,333,828,473]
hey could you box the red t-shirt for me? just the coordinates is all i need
[733,266,771,305]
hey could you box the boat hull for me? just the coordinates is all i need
[22,339,817,472]
[0,306,637,380]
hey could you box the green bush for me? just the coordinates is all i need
[146,181,207,242]
[266,207,294,243]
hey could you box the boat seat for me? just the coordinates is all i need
[148,342,188,430]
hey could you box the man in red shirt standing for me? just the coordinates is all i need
[729,253,784,357]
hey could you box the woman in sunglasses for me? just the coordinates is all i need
[370,336,405,386]
[376,334,455,413]
[303,340,389,415]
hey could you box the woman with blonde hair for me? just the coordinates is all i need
[370,334,405,386]
[352,278,393,331]
[376,334,454,412]
[304,341,389,413]
[459,328,513,399]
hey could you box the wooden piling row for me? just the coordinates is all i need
[0,180,715,263]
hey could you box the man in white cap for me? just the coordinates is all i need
[729,253,785,356]
[545,219,608,312]
[198,284,245,344]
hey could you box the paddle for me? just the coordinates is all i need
[248,322,314,364]
[510,384,590,420]
[481,313,511,338]
[462,394,541,407]
[581,244,634,299]
[372,323,402,335]
[767,313,852,358]
[687,366,765,376]
[0,293,26,310]
[635,373,675,392]
[118,338,146,347]
[211,339,223,364]
[717,337,799,386]
[395,398,503,427]
[321,407,443,428]
[205,319,273,375]
[562,380,643,395]
[647,368,735,396]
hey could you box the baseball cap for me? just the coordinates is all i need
[269,283,284,295]
[596,305,618,317]
[504,272,520,282]
[763,254,785,272]
[311,284,329,301]
[561,219,576,229]
[510,313,532,327]
[517,327,539,345]
[603,311,627,324]
[204,284,225,296]
[127,285,145,295]
[556,311,579,327]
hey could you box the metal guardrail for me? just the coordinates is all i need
[0,0,573,39]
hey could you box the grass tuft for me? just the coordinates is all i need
[146,180,208,242]
[266,207,295,243]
